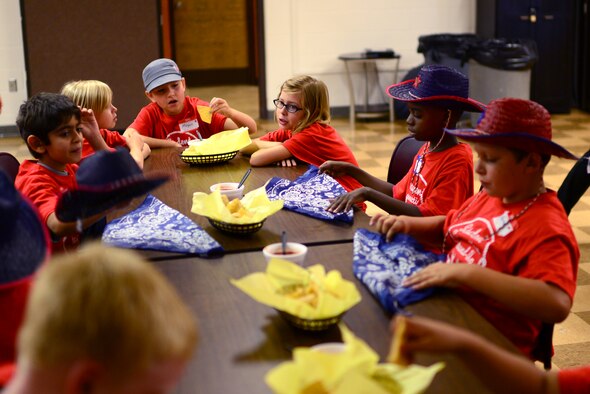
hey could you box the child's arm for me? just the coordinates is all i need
[319,161,393,193]
[370,213,446,245]
[122,129,150,169]
[46,211,106,237]
[210,97,257,135]
[249,144,293,167]
[79,108,109,152]
[393,315,557,394]
[403,263,572,323]
[326,187,423,216]
[125,127,181,149]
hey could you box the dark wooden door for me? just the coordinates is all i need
[477,0,575,113]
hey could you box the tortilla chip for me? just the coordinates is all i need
[198,105,212,123]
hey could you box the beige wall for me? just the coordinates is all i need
[263,0,476,114]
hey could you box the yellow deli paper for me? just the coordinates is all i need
[230,259,361,320]
[265,325,444,394]
[197,105,212,123]
[192,185,283,224]
[181,127,251,156]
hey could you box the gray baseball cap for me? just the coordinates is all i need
[142,58,182,92]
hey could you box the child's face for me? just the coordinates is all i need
[406,103,449,142]
[95,103,118,129]
[473,142,536,203]
[32,116,83,170]
[275,91,304,131]
[146,78,187,116]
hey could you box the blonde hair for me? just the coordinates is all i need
[18,243,198,376]
[278,75,331,133]
[61,80,113,114]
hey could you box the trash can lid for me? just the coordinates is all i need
[469,38,538,70]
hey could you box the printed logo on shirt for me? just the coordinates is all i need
[167,130,199,147]
[405,178,426,205]
[446,217,497,267]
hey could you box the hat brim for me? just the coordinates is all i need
[446,128,579,160]
[387,80,485,113]
[55,175,170,222]
[0,196,48,284]
[145,74,182,93]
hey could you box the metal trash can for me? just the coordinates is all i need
[468,38,538,125]
[418,33,477,76]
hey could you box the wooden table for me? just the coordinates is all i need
[154,243,517,394]
[111,148,371,259]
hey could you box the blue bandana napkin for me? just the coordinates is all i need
[353,228,445,313]
[265,166,353,224]
[102,194,224,257]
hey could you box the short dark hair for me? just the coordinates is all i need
[16,93,80,158]
[509,147,551,167]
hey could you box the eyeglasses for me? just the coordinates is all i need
[273,99,303,113]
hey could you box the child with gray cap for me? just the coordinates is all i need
[126,58,257,148]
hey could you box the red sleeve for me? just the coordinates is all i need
[128,103,164,138]
[82,129,128,159]
[259,129,291,142]
[558,366,590,394]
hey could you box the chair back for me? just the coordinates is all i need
[532,322,554,370]
[387,136,424,184]
[0,153,20,183]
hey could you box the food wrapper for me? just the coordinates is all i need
[265,325,444,394]
[230,259,361,320]
[192,185,283,224]
[181,127,251,156]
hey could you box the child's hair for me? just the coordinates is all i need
[17,243,198,377]
[16,93,81,159]
[278,75,330,133]
[508,147,551,167]
[60,80,113,114]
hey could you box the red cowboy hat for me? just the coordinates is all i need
[446,97,578,160]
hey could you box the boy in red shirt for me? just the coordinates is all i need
[14,93,110,254]
[320,65,484,216]
[372,98,579,360]
[126,58,257,148]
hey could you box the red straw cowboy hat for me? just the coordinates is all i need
[55,148,170,222]
[387,64,485,113]
[0,171,50,386]
[445,97,578,160]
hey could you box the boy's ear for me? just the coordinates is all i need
[145,91,155,102]
[64,359,104,394]
[26,135,46,155]
[525,152,543,171]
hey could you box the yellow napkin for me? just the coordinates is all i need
[192,185,283,224]
[265,325,444,394]
[181,127,251,156]
[230,259,361,320]
[197,105,212,123]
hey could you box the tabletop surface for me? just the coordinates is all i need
[109,148,371,259]
[338,51,401,61]
[154,242,517,394]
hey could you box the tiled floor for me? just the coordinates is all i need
[2,85,590,369]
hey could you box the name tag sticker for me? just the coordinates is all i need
[179,119,199,133]
[492,211,513,237]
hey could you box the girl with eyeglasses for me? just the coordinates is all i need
[241,75,363,194]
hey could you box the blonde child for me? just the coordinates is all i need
[61,79,150,168]
[3,243,198,393]
[320,65,484,216]
[241,75,363,193]
[125,58,257,148]
[372,98,579,360]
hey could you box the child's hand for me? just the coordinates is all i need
[78,107,100,139]
[275,158,297,167]
[326,188,367,213]
[319,161,351,178]
[402,262,464,289]
[370,213,412,241]
[209,97,232,117]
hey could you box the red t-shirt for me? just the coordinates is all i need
[15,160,81,254]
[443,190,579,358]
[260,123,363,192]
[558,366,590,393]
[81,128,128,158]
[393,143,474,216]
[129,96,227,147]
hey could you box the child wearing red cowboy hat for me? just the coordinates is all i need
[320,65,485,221]
[371,97,579,360]
[0,171,49,387]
